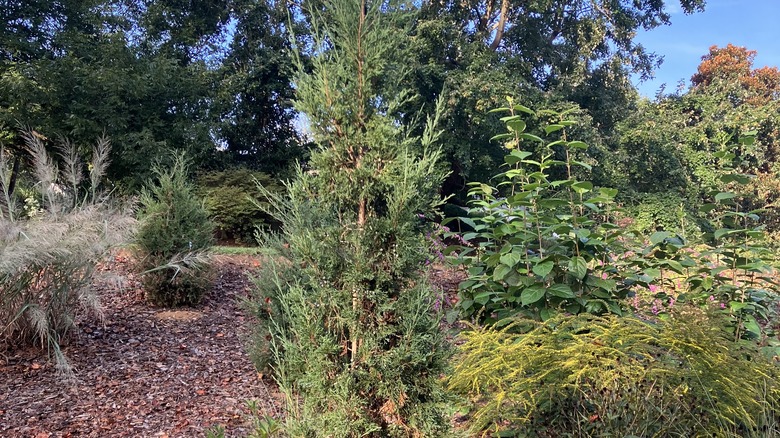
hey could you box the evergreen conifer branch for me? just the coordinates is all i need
[255,0,452,435]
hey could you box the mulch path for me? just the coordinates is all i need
[1,255,466,438]
[1,254,282,438]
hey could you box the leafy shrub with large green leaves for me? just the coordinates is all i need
[449,103,780,343]
[197,169,283,244]
[670,133,779,342]
[449,102,633,323]
[136,154,215,307]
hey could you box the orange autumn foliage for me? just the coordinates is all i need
[691,44,780,105]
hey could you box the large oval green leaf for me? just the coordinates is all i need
[521,285,546,306]
[568,256,587,280]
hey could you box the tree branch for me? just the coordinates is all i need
[488,0,509,50]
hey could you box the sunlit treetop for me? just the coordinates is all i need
[691,44,780,105]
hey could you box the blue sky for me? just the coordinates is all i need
[632,0,780,97]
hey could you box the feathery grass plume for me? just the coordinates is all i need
[90,135,111,202]
[1,133,134,378]
[142,250,212,281]
[21,130,59,211]
[449,312,780,437]
[56,137,84,208]
[1,205,136,376]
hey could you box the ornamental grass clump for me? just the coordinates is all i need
[247,0,452,435]
[1,132,133,375]
[449,312,780,437]
[135,153,214,307]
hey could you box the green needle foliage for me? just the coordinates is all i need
[250,0,451,435]
[450,313,780,437]
[135,153,215,307]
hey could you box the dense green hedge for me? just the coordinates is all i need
[197,168,283,244]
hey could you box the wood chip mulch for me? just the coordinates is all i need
[1,254,283,438]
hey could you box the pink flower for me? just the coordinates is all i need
[648,284,659,293]
[601,273,608,280]
[720,303,726,309]
[709,295,715,302]
[651,299,663,316]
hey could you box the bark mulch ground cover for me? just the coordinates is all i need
[1,254,466,438]
[1,254,282,438]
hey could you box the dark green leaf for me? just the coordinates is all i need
[490,133,514,141]
[474,291,492,305]
[571,181,593,194]
[548,284,575,298]
[715,192,736,202]
[649,231,671,245]
[532,261,555,278]
[544,124,564,135]
[521,285,546,306]
[568,256,587,280]
[507,119,526,133]
[720,173,752,184]
[520,133,544,143]
[493,264,512,281]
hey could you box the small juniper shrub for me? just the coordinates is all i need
[0,132,133,374]
[244,222,301,373]
[135,153,215,307]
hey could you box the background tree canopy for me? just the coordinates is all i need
[0,0,301,187]
[3,0,778,238]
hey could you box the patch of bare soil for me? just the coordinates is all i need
[0,254,282,438]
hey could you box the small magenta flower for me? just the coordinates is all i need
[709,295,715,302]
[648,284,659,293]
[720,302,726,309]
[668,297,676,307]
[651,298,663,315]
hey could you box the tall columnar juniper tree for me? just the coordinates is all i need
[258,0,451,435]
